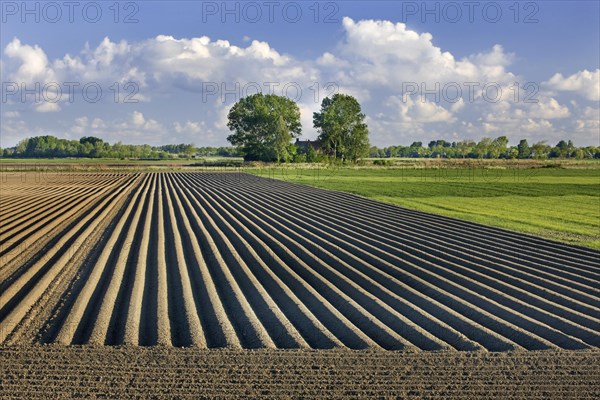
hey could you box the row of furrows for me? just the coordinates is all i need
[203,175,600,327]
[243,173,600,266]
[204,173,600,300]
[23,173,400,348]
[0,174,126,226]
[0,172,124,204]
[0,173,126,214]
[177,173,473,350]
[0,172,129,211]
[246,173,600,263]
[0,173,133,277]
[0,173,141,343]
[52,173,600,348]
[239,175,600,282]
[249,178,600,291]
[0,175,139,288]
[1,172,598,350]
[0,177,127,255]
[199,172,597,344]
[177,172,599,350]
[44,173,332,348]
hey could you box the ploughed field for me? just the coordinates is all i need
[1,172,599,351]
[2,347,599,399]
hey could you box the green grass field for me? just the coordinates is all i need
[252,164,600,249]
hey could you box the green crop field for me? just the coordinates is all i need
[252,163,600,249]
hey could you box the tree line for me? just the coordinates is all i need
[369,137,600,160]
[3,134,597,161]
[2,90,597,161]
[0,136,239,159]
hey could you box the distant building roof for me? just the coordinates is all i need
[295,139,322,151]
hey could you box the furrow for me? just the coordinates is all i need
[155,174,172,346]
[166,176,241,349]
[53,174,147,344]
[87,174,153,345]
[162,173,206,348]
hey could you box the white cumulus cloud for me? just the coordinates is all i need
[1,17,598,147]
[545,69,600,101]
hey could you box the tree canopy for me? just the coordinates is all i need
[1,135,203,159]
[517,139,531,159]
[367,137,600,160]
[313,94,370,163]
[227,93,301,162]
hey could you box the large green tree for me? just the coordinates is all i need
[531,141,551,159]
[227,93,301,162]
[456,140,476,158]
[474,137,493,159]
[517,139,531,159]
[489,136,509,158]
[313,94,370,163]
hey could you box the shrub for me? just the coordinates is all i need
[373,159,392,166]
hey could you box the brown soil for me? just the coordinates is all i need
[1,172,599,351]
[1,346,598,399]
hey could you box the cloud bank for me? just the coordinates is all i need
[2,17,599,147]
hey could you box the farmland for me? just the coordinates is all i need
[1,171,599,349]
[1,347,598,399]
[1,170,599,397]
[253,162,600,249]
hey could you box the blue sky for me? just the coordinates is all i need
[1,1,599,147]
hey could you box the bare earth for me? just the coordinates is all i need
[1,171,599,398]
[1,346,599,399]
